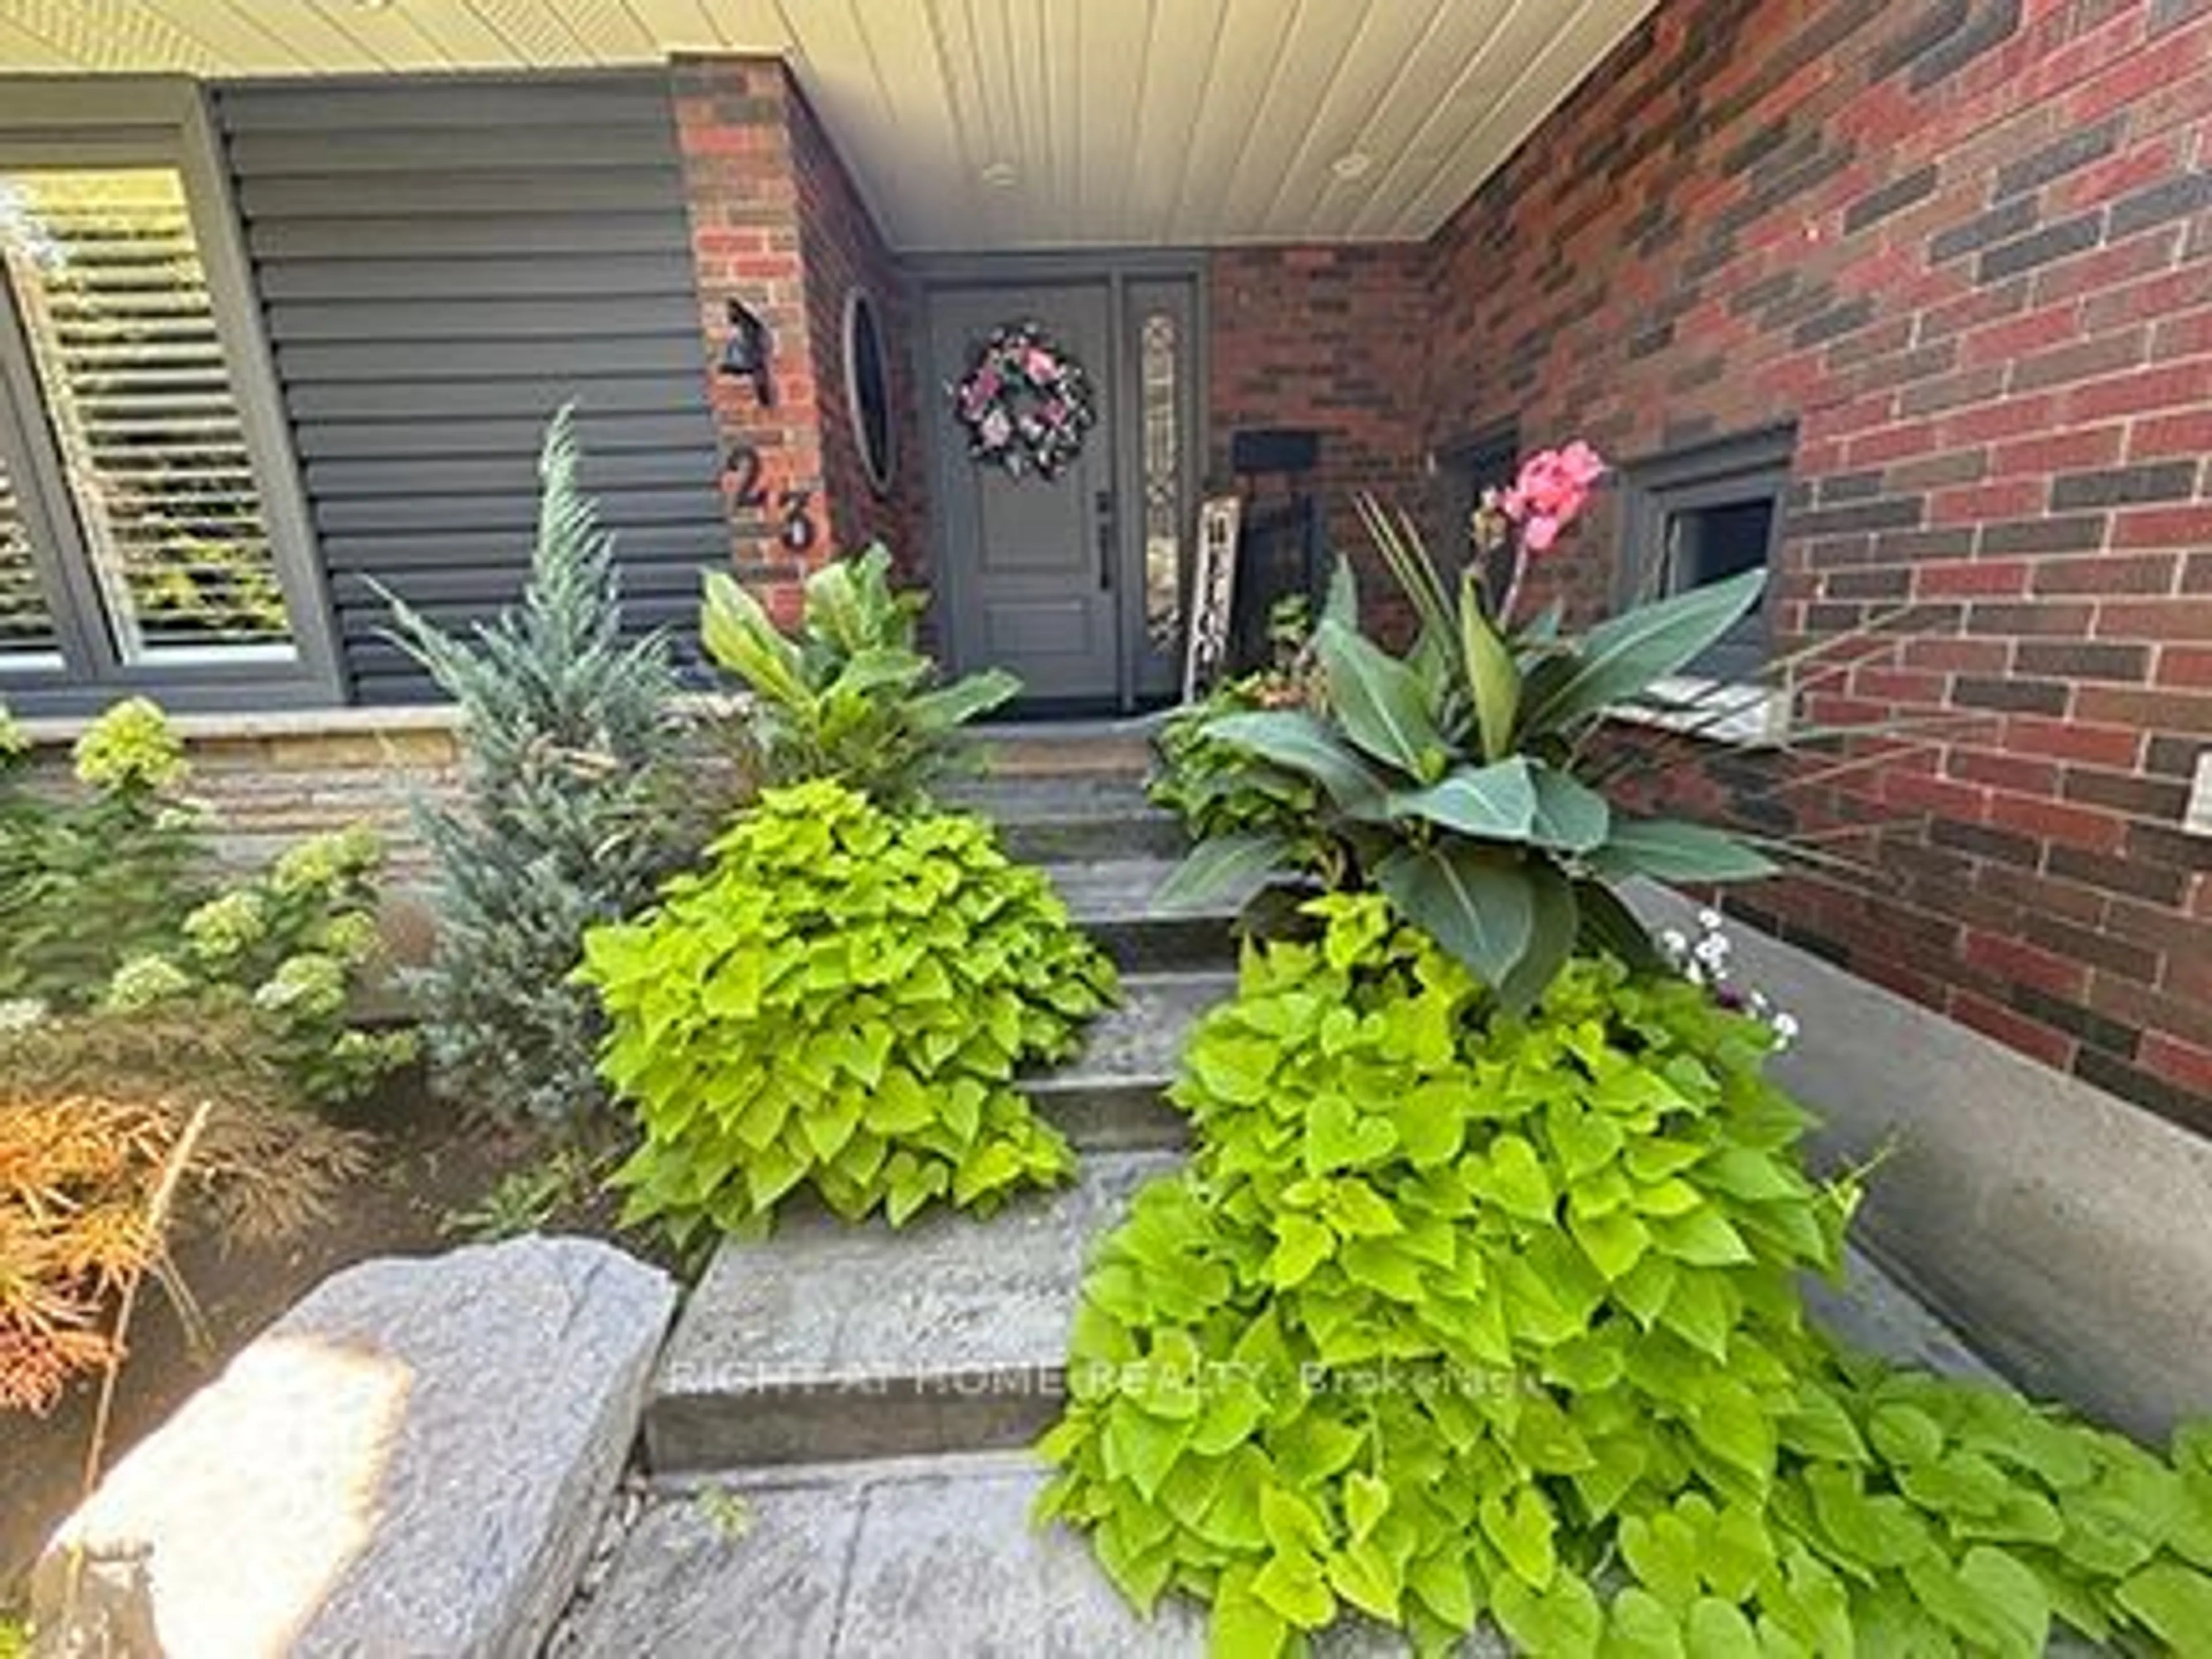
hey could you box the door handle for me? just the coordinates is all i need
[1095,490,1116,592]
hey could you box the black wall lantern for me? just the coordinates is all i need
[718,297,775,407]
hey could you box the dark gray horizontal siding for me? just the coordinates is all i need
[215,71,725,704]
[293,411,711,459]
[249,214,685,260]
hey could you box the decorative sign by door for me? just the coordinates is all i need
[1183,495,1243,703]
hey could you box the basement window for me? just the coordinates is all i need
[0,85,337,714]
[1616,426,1796,741]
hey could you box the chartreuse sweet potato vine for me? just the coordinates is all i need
[1038,896,2212,1657]
[579,779,1117,1241]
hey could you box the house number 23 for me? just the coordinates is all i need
[724,445,817,554]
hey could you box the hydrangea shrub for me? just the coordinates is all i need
[0,698,409,1106]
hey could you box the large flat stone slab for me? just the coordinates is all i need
[1025,969,1230,1150]
[34,1236,675,1659]
[568,1452,1504,1659]
[646,1153,1181,1475]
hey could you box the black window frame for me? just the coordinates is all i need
[1616,423,1796,687]
[0,78,341,717]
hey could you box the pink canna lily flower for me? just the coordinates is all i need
[1492,440,1607,626]
[1500,441,1607,553]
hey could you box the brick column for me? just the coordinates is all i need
[670,58,929,621]
[671,58,828,625]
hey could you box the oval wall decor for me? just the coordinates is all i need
[843,288,897,496]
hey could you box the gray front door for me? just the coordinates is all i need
[929,283,1119,705]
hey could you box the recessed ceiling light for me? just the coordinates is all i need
[980,160,1020,189]
[1331,153,1373,181]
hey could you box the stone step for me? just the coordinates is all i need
[561,1449,1491,1658]
[644,1152,1180,1477]
[945,772,1187,863]
[1047,857,1240,973]
[643,1090,1995,1479]
[994,805,1188,866]
[964,718,1160,781]
[1025,969,1230,1151]
[587,1253,2011,1657]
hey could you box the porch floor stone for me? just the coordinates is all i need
[564,1450,1509,1659]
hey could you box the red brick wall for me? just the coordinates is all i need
[1210,246,1431,562]
[670,59,925,620]
[786,82,929,575]
[1425,0,2212,1130]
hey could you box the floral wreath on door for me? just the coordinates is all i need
[948,320,1097,481]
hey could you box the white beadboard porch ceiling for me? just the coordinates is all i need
[0,0,1657,249]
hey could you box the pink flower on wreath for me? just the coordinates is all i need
[962,366,1001,415]
[1024,346,1057,384]
[1500,440,1606,551]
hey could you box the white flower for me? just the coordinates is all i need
[1771,1012,1801,1045]
[1660,929,1688,956]
[1698,907,1724,931]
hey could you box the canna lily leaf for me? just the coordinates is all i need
[702,569,808,706]
[1521,567,1767,734]
[1152,831,1293,914]
[832,645,931,699]
[1206,710,1384,812]
[1497,863,1578,1015]
[1357,493,1454,646]
[1590,817,1779,884]
[1459,574,1521,762]
[1315,618,1449,781]
[1573,880,1664,972]
[1374,843,1535,990]
[801,554,869,654]
[907,668,1020,731]
[1387,757,1537,842]
[1527,766,1611,854]
[1323,554,1361,632]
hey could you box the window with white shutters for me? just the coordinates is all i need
[0,86,335,713]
